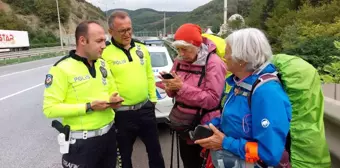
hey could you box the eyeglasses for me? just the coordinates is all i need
[117,28,132,35]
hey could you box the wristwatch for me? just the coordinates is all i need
[86,102,93,113]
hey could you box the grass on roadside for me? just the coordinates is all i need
[0,51,66,66]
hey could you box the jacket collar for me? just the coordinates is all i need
[110,37,136,51]
[69,50,97,64]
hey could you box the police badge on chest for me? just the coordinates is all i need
[99,65,107,85]
[136,45,144,65]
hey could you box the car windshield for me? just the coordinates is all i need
[150,52,168,67]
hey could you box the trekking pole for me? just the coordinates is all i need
[170,129,175,168]
[176,132,180,168]
[200,149,210,168]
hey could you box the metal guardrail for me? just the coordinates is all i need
[0,46,74,59]
[163,39,174,49]
[0,46,75,65]
[0,46,74,65]
[163,39,177,51]
[324,97,340,166]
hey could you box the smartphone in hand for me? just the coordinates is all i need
[107,100,124,105]
[161,73,174,79]
[189,125,214,141]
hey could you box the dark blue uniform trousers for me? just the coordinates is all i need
[115,100,165,168]
[61,125,117,168]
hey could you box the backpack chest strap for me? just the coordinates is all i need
[175,51,213,87]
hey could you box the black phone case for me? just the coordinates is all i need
[107,100,124,104]
[189,125,213,141]
[161,73,174,79]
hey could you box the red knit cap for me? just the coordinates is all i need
[174,23,203,47]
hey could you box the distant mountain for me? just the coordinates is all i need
[107,0,252,34]
[0,0,252,47]
[0,0,107,35]
[0,0,107,46]
[106,8,187,33]
[164,0,252,34]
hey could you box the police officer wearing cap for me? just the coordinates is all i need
[43,20,124,168]
[102,10,165,168]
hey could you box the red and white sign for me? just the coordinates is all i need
[0,30,29,49]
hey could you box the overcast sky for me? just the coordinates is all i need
[86,0,211,12]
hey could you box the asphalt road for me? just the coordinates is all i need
[0,57,183,168]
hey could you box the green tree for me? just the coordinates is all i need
[0,11,28,30]
[320,61,340,83]
[245,0,267,29]
[3,0,35,15]
[228,17,245,30]
[320,41,340,83]
[283,37,340,69]
[34,0,70,24]
[34,0,56,23]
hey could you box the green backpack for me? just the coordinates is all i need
[271,54,331,168]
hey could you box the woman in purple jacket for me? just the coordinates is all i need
[160,23,227,168]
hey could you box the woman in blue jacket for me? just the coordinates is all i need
[195,28,292,168]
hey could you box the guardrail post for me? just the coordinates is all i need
[334,84,337,100]
[324,97,340,166]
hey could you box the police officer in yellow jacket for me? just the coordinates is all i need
[102,10,165,168]
[43,21,124,168]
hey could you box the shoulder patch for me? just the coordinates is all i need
[45,74,53,88]
[54,55,70,66]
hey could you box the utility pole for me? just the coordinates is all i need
[224,0,228,24]
[101,1,115,29]
[106,3,108,23]
[56,0,63,49]
[163,12,166,37]
[171,23,175,34]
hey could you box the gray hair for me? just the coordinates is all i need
[172,40,199,51]
[108,10,129,29]
[226,28,273,71]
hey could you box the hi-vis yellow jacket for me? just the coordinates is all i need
[43,50,117,131]
[102,39,157,105]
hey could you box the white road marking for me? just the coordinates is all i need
[0,64,52,78]
[0,83,44,101]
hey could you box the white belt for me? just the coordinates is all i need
[116,99,148,111]
[70,121,114,139]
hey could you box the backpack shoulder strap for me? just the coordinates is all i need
[197,51,214,87]
[247,72,292,166]
[176,51,214,87]
[247,72,280,109]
